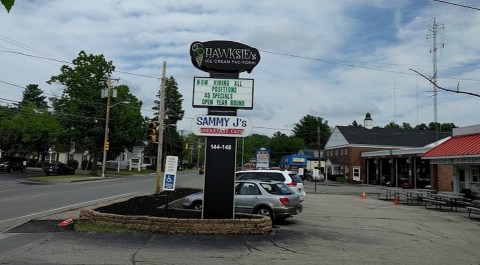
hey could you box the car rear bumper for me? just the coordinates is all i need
[273,204,303,218]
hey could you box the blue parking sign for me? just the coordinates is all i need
[163,173,176,191]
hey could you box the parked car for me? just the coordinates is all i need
[0,158,27,173]
[44,162,75,175]
[198,166,205,175]
[183,180,303,221]
[235,169,306,201]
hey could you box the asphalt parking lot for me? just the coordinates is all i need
[1,181,480,265]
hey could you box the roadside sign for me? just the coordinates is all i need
[192,77,254,109]
[163,174,176,191]
[162,156,178,191]
[191,115,252,137]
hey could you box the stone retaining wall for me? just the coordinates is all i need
[79,209,272,235]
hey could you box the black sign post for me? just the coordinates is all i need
[190,40,260,219]
[203,136,237,218]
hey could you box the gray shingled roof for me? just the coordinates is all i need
[337,126,451,147]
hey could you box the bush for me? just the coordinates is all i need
[67,159,79,169]
[336,177,346,184]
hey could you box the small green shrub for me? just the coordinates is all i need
[336,177,346,183]
[67,159,79,169]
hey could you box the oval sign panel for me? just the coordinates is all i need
[190,40,261,74]
[191,115,252,138]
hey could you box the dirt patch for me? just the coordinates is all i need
[94,188,201,218]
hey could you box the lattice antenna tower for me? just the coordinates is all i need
[426,18,444,127]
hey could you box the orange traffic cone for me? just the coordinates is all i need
[394,196,399,205]
[361,192,367,199]
[58,218,74,227]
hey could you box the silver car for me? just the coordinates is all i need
[236,169,306,201]
[182,180,303,221]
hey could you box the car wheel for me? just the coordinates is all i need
[192,201,202,210]
[255,206,274,220]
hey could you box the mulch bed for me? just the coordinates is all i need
[95,188,202,219]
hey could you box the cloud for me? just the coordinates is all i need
[2,0,480,136]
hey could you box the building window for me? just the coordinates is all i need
[340,149,343,156]
[344,148,348,155]
[472,167,479,183]
[335,150,338,156]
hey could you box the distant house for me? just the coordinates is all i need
[325,113,452,189]
[112,141,153,170]
[50,141,152,171]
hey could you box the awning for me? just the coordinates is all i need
[422,134,480,159]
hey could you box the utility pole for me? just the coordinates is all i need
[101,76,112,178]
[427,18,444,140]
[312,125,320,192]
[155,61,167,194]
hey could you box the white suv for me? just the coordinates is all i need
[236,169,305,201]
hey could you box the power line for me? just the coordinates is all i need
[433,0,480,11]
[259,49,480,82]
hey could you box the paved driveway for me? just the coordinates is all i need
[1,182,480,265]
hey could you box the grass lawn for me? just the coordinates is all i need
[26,168,156,182]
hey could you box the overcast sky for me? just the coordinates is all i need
[2,0,480,136]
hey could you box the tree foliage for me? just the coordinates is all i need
[14,106,61,163]
[1,0,14,12]
[269,132,305,165]
[292,115,331,149]
[147,76,185,161]
[236,134,271,166]
[0,86,59,161]
[383,121,456,131]
[48,50,144,174]
[18,84,48,110]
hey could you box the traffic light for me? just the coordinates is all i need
[147,122,157,142]
[104,141,110,150]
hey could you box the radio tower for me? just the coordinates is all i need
[427,18,444,133]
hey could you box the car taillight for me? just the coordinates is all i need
[279,197,290,206]
[287,181,297,187]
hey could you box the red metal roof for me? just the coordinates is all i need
[422,134,480,158]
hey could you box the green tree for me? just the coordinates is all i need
[48,50,144,174]
[414,123,429,130]
[18,84,48,110]
[13,106,60,164]
[237,134,271,166]
[427,122,457,132]
[269,132,305,166]
[148,76,185,162]
[384,122,400,129]
[106,85,146,159]
[1,0,14,12]
[292,115,331,149]
[0,105,20,156]
[350,120,362,127]
[402,122,413,130]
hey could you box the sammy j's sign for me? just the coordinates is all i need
[190,40,261,73]
[191,115,252,137]
[192,77,254,109]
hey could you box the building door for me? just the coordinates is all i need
[353,166,361,182]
